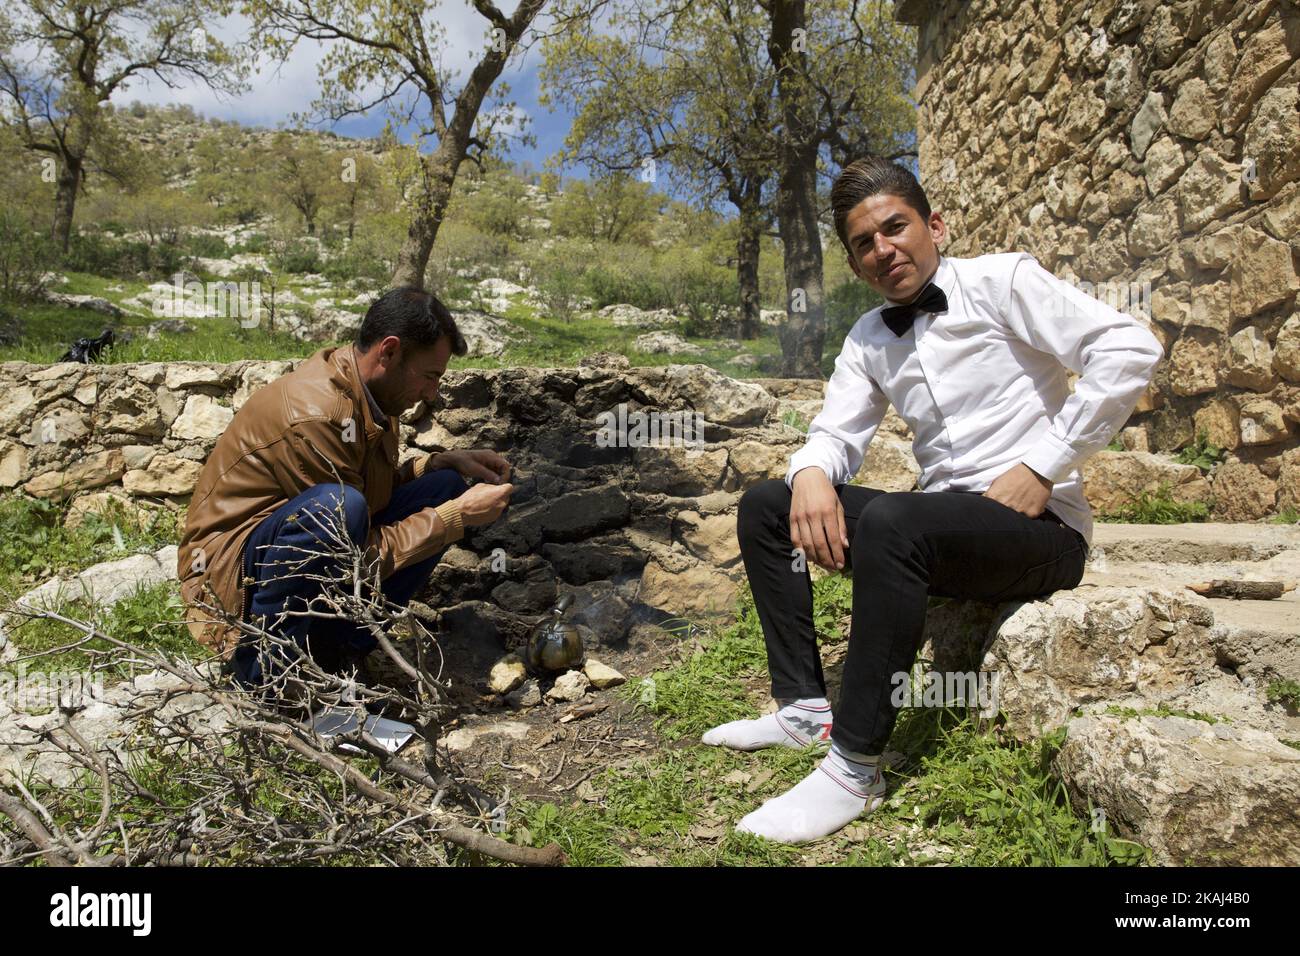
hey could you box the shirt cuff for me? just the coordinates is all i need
[786,454,834,488]
[432,501,465,543]
[1019,431,1080,484]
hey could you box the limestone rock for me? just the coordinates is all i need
[1082,451,1211,514]
[727,440,793,484]
[634,331,704,356]
[583,658,626,690]
[505,679,541,708]
[1274,314,1300,382]
[1222,326,1277,391]
[1229,228,1300,322]
[1238,400,1290,446]
[1244,84,1300,202]
[1167,332,1220,395]
[93,378,166,436]
[169,394,234,441]
[1129,91,1166,160]
[858,437,922,492]
[16,545,179,612]
[1225,18,1293,133]
[1210,462,1277,521]
[488,654,527,695]
[675,510,741,567]
[122,455,204,496]
[637,560,738,618]
[1193,398,1241,451]
[0,440,26,488]
[598,304,678,329]
[1166,78,1216,140]
[662,365,777,427]
[233,361,295,410]
[633,446,728,497]
[1177,151,1243,232]
[24,449,125,500]
[925,586,1218,741]
[544,669,590,703]
[1053,714,1300,866]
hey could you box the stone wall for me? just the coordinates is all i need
[895,0,1300,513]
[0,357,847,641]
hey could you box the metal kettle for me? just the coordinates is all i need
[526,593,585,673]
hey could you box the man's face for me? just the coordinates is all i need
[370,336,452,418]
[843,193,947,303]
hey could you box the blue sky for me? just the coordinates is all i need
[109,3,574,176]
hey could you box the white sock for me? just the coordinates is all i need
[735,742,886,844]
[701,697,833,751]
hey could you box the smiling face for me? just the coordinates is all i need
[362,335,452,418]
[843,193,947,304]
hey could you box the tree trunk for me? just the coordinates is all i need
[736,197,762,341]
[50,154,84,254]
[390,0,548,290]
[390,144,461,290]
[767,0,826,379]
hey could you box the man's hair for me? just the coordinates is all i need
[831,157,933,253]
[355,286,468,357]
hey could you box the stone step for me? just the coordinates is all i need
[1089,521,1300,563]
[1084,522,1300,640]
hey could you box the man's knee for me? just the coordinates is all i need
[297,483,369,545]
[738,479,791,538]
[413,467,469,504]
[852,492,919,548]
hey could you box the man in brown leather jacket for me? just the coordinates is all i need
[178,287,515,686]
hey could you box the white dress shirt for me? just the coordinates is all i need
[784,253,1164,548]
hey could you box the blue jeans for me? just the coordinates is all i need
[230,468,468,687]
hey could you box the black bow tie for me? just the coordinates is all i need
[879,282,949,337]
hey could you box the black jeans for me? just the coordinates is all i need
[736,479,1088,755]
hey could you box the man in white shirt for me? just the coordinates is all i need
[703,156,1163,844]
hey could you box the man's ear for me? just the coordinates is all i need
[377,335,402,370]
[929,211,947,246]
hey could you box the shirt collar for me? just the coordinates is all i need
[360,377,387,430]
[348,345,388,431]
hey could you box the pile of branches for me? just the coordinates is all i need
[0,498,566,867]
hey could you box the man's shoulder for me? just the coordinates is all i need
[242,347,355,426]
[947,251,1038,282]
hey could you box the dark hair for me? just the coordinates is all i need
[355,286,468,356]
[831,157,932,253]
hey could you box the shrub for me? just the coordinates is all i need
[0,207,57,302]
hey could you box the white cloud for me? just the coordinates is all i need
[109,1,542,132]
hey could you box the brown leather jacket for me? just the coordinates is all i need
[178,345,464,656]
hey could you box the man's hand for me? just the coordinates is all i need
[983,462,1053,518]
[456,481,514,527]
[432,449,512,484]
[790,467,849,571]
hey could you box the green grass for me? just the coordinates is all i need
[1269,507,1300,525]
[1266,679,1300,711]
[451,296,779,379]
[503,582,1146,867]
[1096,483,1211,524]
[1,286,782,375]
[1101,704,1227,724]
[2,580,201,681]
[781,407,809,433]
[0,493,180,601]
[1174,429,1227,474]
